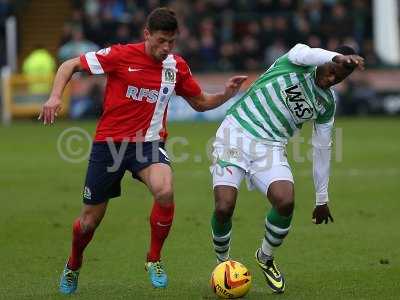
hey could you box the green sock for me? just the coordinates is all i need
[267,207,292,229]
[261,207,292,258]
[211,211,232,261]
[211,211,232,236]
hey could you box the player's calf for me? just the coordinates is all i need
[147,201,175,262]
[212,186,237,263]
[212,211,232,263]
[252,181,294,292]
[67,203,106,271]
[146,202,173,288]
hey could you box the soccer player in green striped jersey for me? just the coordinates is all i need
[209,44,364,293]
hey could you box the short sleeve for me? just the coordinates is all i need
[80,45,122,74]
[175,59,201,98]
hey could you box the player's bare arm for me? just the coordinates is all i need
[39,57,83,124]
[185,75,247,112]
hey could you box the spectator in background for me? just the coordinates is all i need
[277,0,296,11]
[218,42,236,71]
[304,0,323,31]
[198,17,218,70]
[0,0,12,24]
[0,0,12,67]
[84,0,100,18]
[264,38,287,67]
[260,15,275,49]
[83,15,105,46]
[240,34,261,70]
[326,37,340,51]
[102,0,126,20]
[307,34,322,48]
[273,15,291,45]
[363,39,380,67]
[130,8,147,39]
[325,3,353,39]
[293,10,311,45]
[352,0,370,47]
[59,23,74,47]
[58,28,99,62]
[110,23,132,44]
[22,46,56,94]
[255,0,275,13]
[57,28,101,119]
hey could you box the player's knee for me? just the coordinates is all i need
[270,190,294,217]
[274,196,294,217]
[214,186,236,221]
[80,213,102,232]
[153,185,174,203]
[215,201,235,222]
[276,199,294,217]
[214,196,235,221]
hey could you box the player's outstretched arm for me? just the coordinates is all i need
[288,44,339,67]
[185,75,247,112]
[288,43,365,70]
[38,57,83,124]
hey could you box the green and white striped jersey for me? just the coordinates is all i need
[227,51,336,143]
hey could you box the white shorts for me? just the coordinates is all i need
[210,116,294,194]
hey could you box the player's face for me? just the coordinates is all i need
[145,29,177,61]
[316,63,353,89]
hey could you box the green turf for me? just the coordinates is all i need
[1,117,399,299]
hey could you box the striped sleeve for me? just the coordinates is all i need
[80,45,121,74]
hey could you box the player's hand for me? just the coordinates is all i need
[312,204,334,224]
[333,55,365,70]
[224,75,248,99]
[38,96,62,125]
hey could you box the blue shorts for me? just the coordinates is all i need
[82,141,170,205]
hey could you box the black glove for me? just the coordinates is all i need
[312,204,334,224]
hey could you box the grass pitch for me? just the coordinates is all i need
[0,117,399,299]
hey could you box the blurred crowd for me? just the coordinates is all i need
[60,0,378,71]
[0,0,385,119]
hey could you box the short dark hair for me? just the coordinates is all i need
[335,45,356,56]
[146,7,178,33]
